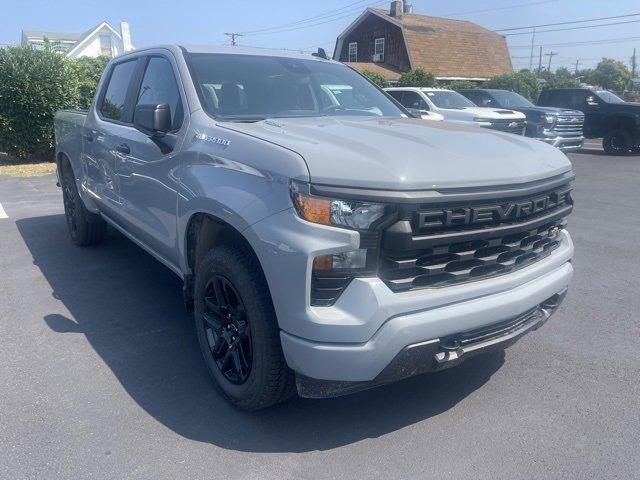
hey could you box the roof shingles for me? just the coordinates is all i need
[369,8,512,79]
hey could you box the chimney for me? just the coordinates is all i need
[403,2,413,13]
[390,0,403,17]
[120,21,133,52]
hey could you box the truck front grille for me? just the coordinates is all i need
[380,221,563,291]
[487,119,526,135]
[378,180,573,292]
[551,115,584,137]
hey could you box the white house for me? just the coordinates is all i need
[21,21,133,58]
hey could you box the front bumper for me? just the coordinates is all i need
[539,135,584,151]
[296,288,567,398]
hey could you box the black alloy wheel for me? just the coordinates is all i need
[202,275,252,384]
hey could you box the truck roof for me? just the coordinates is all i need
[117,44,336,63]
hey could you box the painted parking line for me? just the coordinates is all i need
[0,202,7,219]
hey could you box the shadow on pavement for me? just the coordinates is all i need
[18,214,504,452]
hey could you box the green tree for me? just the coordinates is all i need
[584,58,631,92]
[397,68,436,87]
[542,67,581,90]
[360,70,388,88]
[440,80,480,90]
[484,69,541,102]
[0,46,76,160]
[66,56,110,109]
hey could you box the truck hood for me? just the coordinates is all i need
[219,116,572,190]
[515,106,584,116]
[456,107,526,119]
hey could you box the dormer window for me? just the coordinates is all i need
[348,42,357,62]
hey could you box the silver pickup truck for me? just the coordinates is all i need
[54,45,575,410]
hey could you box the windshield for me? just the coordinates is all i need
[596,90,625,104]
[487,90,534,108]
[425,90,477,109]
[186,53,404,120]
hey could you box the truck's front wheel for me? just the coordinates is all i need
[194,245,295,410]
[60,164,106,246]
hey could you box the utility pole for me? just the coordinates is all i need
[224,32,243,46]
[629,48,637,92]
[574,59,580,75]
[537,46,543,74]
[544,51,558,71]
[528,26,537,70]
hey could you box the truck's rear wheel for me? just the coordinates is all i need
[194,245,295,410]
[60,164,106,246]
[603,129,633,155]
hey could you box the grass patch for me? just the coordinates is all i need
[0,153,56,177]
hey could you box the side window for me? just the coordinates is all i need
[100,60,138,122]
[348,42,357,62]
[473,91,496,107]
[569,91,588,110]
[387,90,403,102]
[400,91,427,110]
[136,57,184,130]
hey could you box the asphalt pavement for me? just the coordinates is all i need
[0,146,638,480]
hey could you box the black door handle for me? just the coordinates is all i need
[82,134,93,142]
[115,143,130,155]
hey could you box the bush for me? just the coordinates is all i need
[0,46,78,160]
[360,70,388,88]
[439,80,480,90]
[67,56,110,109]
[540,67,580,90]
[484,69,541,102]
[397,68,436,87]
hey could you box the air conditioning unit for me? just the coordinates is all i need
[373,53,384,63]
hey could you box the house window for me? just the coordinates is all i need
[99,35,113,56]
[374,37,385,62]
[348,42,357,62]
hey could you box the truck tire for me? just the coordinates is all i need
[194,245,295,410]
[60,164,107,246]
[603,129,633,155]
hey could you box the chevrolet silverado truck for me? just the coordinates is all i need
[538,88,640,154]
[385,87,527,134]
[458,89,584,151]
[54,45,574,410]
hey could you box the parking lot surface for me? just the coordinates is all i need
[1,147,639,480]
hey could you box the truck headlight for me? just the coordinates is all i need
[544,115,556,126]
[290,180,386,230]
[290,180,392,306]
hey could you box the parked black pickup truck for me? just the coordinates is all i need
[458,89,584,151]
[538,88,640,155]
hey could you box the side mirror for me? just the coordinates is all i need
[586,96,600,107]
[134,103,171,136]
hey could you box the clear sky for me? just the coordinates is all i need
[1,0,639,72]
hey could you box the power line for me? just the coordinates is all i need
[240,0,372,34]
[495,12,640,32]
[240,0,387,36]
[509,34,640,49]
[503,18,640,36]
[441,0,558,18]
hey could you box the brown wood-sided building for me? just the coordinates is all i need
[333,1,514,82]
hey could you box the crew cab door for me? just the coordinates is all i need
[115,54,187,268]
[83,58,141,215]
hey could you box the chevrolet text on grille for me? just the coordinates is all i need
[416,186,572,229]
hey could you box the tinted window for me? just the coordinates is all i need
[136,57,183,130]
[399,91,428,110]
[425,90,476,109]
[187,53,404,120]
[101,60,138,122]
[485,91,534,108]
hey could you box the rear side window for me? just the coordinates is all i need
[136,57,184,130]
[100,60,138,122]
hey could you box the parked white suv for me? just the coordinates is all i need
[386,87,526,134]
